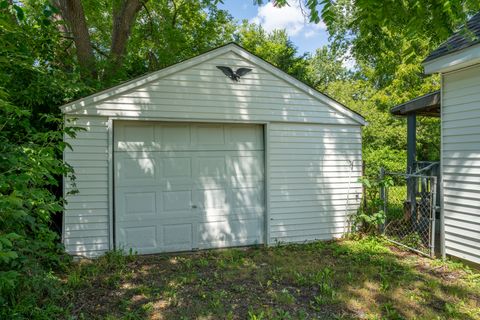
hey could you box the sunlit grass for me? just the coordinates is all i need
[64,237,480,319]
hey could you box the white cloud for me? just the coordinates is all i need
[304,29,317,38]
[251,2,326,38]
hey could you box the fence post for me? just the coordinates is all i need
[379,167,386,234]
[430,176,437,259]
[362,161,367,212]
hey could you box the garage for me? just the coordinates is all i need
[114,121,265,253]
[61,43,365,257]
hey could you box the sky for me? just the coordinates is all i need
[218,1,330,55]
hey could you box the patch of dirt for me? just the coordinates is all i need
[65,240,480,319]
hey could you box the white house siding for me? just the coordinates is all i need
[67,51,357,126]
[62,46,364,257]
[442,64,480,264]
[64,116,110,257]
[268,123,362,243]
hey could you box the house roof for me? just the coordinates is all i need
[60,43,366,125]
[424,12,480,63]
[390,91,440,117]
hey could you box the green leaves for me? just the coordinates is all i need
[0,88,78,317]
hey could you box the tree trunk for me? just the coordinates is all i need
[55,0,97,78]
[110,0,145,75]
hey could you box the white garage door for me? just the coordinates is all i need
[114,121,265,254]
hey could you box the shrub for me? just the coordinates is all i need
[0,93,79,319]
[355,175,394,234]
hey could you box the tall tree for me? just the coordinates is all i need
[307,45,349,91]
[43,0,233,82]
[54,0,96,78]
[53,0,146,79]
[236,22,311,84]
[110,0,145,70]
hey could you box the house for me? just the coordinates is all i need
[61,43,366,258]
[392,12,480,264]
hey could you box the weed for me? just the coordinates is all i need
[382,302,403,320]
[272,288,296,305]
[248,308,265,320]
[57,237,480,319]
[66,270,82,289]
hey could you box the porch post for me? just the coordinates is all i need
[407,113,417,222]
[407,113,416,174]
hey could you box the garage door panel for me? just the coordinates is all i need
[228,155,264,177]
[163,190,192,211]
[116,188,162,222]
[159,124,191,147]
[116,157,157,186]
[231,187,264,208]
[194,124,226,146]
[162,223,194,250]
[198,207,264,222]
[162,157,191,177]
[193,157,226,178]
[226,125,264,149]
[118,225,158,252]
[198,218,263,249]
[194,189,228,209]
[114,122,264,254]
[124,191,157,216]
[115,122,263,152]
[116,123,156,152]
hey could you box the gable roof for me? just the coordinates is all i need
[60,43,366,126]
[424,12,480,63]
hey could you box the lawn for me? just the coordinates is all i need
[63,237,480,320]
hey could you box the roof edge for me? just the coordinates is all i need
[60,42,366,126]
[423,42,480,74]
[390,90,441,117]
[61,43,238,113]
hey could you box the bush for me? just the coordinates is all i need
[355,175,394,234]
[0,93,79,319]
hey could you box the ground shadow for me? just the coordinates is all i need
[64,238,480,319]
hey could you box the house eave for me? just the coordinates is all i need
[423,43,480,74]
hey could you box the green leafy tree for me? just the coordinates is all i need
[307,45,350,91]
[82,0,235,79]
[0,94,79,318]
[236,22,311,84]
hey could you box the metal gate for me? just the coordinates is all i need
[380,167,438,258]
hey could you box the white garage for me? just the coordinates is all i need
[62,43,365,257]
[114,121,264,253]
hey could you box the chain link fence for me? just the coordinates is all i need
[380,169,438,258]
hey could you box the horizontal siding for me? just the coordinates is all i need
[69,51,357,126]
[268,123,362,243]
[62,49,364,257]
[442,64,480,264]
[64,116,110,257]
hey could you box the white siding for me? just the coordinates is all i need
[64,116,110,257]
[62,46,364,257]
[68,51,356,126]
[268,123,362,243]
[442,64,480,264]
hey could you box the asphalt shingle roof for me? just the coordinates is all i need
[424,12,480,62]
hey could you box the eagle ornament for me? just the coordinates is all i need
[216,66,252,82]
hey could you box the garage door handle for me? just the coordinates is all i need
[192,205,198,209]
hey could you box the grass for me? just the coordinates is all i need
[60,236,480,319]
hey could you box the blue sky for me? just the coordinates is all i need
[218,1,330,55]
